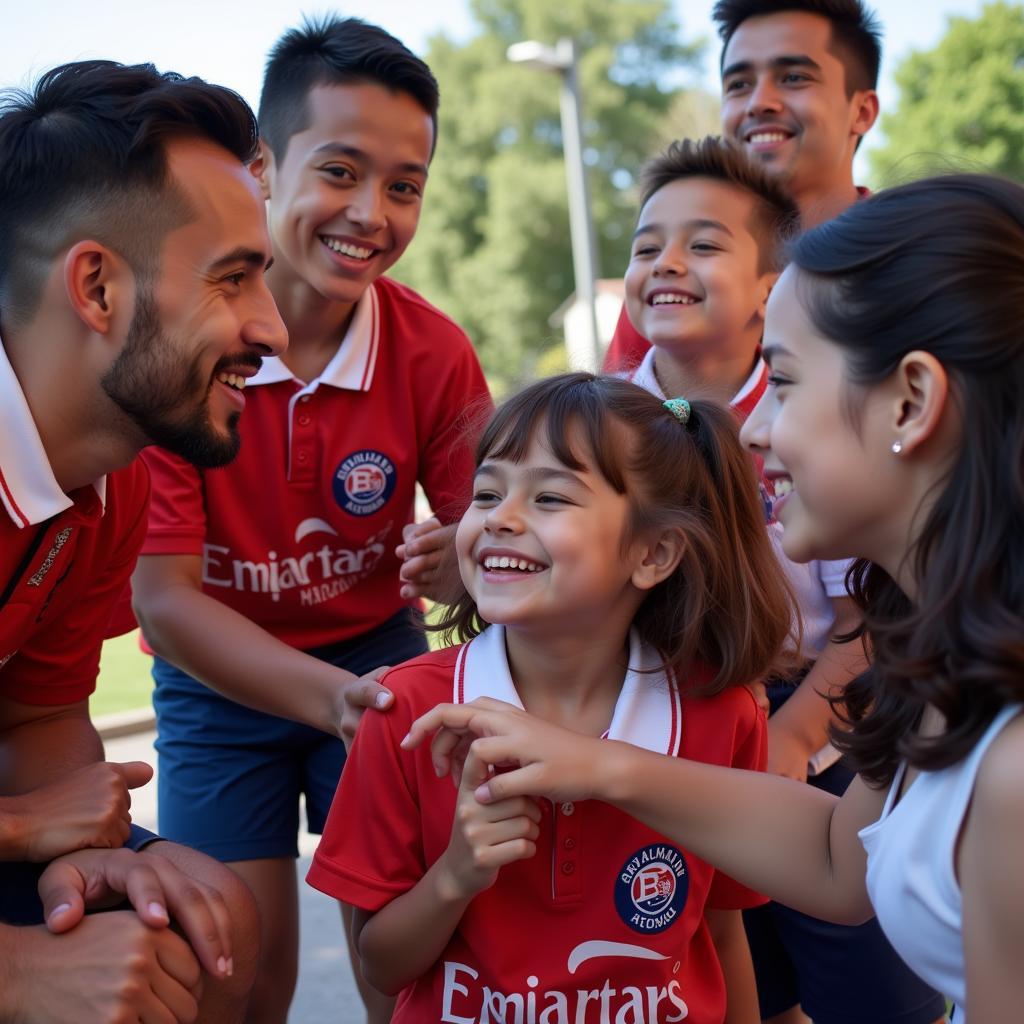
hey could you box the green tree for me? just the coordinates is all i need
[869,2,1024,186]
[391,0,702,391]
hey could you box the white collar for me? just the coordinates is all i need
[631,347,766,411]
[0,338,106,528]
[453,624,682,756]
[248,282,381,393]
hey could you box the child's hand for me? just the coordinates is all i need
[396,517,453,600]
[436,746,541,901]
[402,696,608,805]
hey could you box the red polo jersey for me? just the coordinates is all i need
[309,626,767,1024]
[141,277,491,650]
[0,341,149,706]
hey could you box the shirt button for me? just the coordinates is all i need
[297,452,309,463]
[560,861,575,875]
[300,395,311,403]
[298,415,311,427]
[563,837,576,850]
[561,802,575,816]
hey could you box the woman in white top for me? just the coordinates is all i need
[405,173,1024,1023]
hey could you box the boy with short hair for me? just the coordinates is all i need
[623,136,946,1024]
[131,17,491,1023]
[606,0,881,373]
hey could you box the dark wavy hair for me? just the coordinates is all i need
[639,136,800,273]
[0,60,258,324]
[258,16,439,162]
[433,373,795,694]
[787,174,1024,785]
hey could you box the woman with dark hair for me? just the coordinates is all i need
[404,174,1024,1022]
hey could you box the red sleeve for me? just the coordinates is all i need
[0,461,150,705]
[602,304,651,374]
[416,331,493,526]
[140,446,207,555]
[704,686,770,910]
[306,668,439,910]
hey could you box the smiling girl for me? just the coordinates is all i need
[308,373,794,1023]
[407,174,1024,1023]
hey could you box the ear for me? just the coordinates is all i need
[850,89,879,142]
[755,270,779,321]
[249,139,274,200]
[631,527,686,591]
[62,241,131,335]
[890,350,950,456]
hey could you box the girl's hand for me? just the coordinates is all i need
[402,697,610,805]
[435,747,541,901]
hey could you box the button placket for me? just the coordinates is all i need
[551,799,583,901]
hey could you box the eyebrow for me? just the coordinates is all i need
[633,218,733,241]
[722,54,822,79]
[311,142,429,178]
[208,247,273,273]
[760,343,795,366]
[474,463,594,492]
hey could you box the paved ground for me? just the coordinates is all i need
[105,729,366,1024]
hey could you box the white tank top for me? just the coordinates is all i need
[858,704,1022,1023]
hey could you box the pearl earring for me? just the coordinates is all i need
[891,440,903,455]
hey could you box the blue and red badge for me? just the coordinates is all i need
[615,844,689,934]
[333,450,396,516]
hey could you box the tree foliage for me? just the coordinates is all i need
[869,2,1024,187]
[391,0,702,390]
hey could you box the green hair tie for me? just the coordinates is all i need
[663,397,692,425]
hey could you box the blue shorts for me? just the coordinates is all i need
[0,824,160,925]
[153,608,427,863]
[743,683,945,1024]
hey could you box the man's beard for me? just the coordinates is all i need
[101,288,250,468]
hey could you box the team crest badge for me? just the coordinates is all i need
[615,844,689,934]
[333,450,397,516]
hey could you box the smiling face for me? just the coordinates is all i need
[720,11,875,206]
[625,177,773,363]
[455,423,650,636]
[102,139,286,467]
[257,82,433,309]
[740,267,905,566]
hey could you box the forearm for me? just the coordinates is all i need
[135,583,351,735]
[356,859,474,995]
[773,631,870,753]
[599,742,873,923]
[706,909,759,1024]
[0,706,101,794]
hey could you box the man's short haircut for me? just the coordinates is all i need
[0,60,259,326]
[258,16,439,162]
[639,136,800,271]
[713,0,882,93]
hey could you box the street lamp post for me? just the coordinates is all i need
[507,38,602,372]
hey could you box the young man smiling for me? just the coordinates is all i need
[131,17,490,1024]
[605,0,881,373]
[0,59,286,1023]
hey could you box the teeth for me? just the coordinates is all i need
[321,237,373,260]
[482,555,544,573]
[651,293,698,306]
[773,478,793,497]
[749,132,789,144]
[217,372,246,391]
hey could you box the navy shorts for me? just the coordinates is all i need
[0,824,160,925]
[743,683,946,1024]
[153,608,427,863]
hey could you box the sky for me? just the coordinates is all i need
[0,0,997,175]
